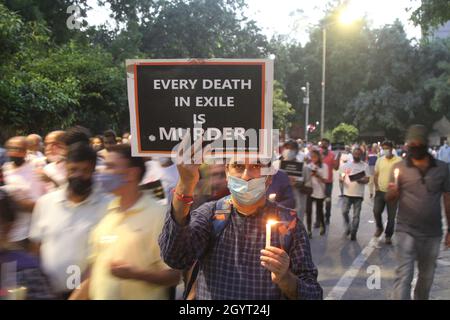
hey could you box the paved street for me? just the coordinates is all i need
[308,172,450,300]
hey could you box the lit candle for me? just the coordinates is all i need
[268,193,276,202]
[394,168,399,186]
[266,220,277,248]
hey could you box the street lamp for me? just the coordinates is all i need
[320,7,360,139]
[301,82,310,142]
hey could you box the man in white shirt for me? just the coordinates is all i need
[340,147,370,241]
[38,131,67,191]
[2,136,46,248]
[70,144,181,300]
[29,142,110,298]
[25,134,44,162]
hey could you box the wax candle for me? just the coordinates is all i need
[394,168,399,186]
[266,220,277,248]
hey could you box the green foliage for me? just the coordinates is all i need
[273,81,294,130]
[409,0,450,35]
[331,123,359,144]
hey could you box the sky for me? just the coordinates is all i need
[85,0,423,44]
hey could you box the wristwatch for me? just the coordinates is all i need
[172,189,194,205]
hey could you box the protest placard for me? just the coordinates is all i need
[126,59,274,159]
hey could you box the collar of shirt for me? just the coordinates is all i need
[55,185,102,208]
[106,192,147,219]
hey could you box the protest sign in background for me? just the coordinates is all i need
[126,59,273,158]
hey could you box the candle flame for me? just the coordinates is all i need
[267,219,277,226]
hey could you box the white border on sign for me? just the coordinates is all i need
[126,58,274,161]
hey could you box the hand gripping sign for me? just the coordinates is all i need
[126,59,274,163]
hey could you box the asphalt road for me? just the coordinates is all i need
[308,171,450,300]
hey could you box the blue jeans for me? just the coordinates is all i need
[393,231,441,300]
[341,196,363,236]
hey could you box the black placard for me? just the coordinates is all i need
[127,60,272,157]
[280,160,303,177]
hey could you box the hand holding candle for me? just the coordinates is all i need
[266,219,277,248]
[394,168,399,186]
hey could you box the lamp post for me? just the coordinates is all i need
[320,6,359,139]
[302,82,310,142]
[320,28,326,139]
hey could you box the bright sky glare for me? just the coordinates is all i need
[85,0,422,44]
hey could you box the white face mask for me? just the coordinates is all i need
[282,149,297,161]
[227,175,268,206]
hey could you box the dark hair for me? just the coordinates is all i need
[310,149,323,167]
[108,144,146,181]
[64,126,92,146]
[283,140,299,152]
[381,140,394,149]
[104,130,116,140]
[93,135,104,144]
[66,142,97,165]
[0,189,16,224]
[321,138,330,144]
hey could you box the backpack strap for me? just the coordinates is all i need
[183,196,233,300]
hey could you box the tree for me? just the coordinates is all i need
[273,81,294,130]
[409,0,450,35]
[331,123,359,144]
[0,3,127,137]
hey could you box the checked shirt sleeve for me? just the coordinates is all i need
[158,198,216,270]
[288,219,323,300]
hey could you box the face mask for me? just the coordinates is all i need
[409,145,428,160]
[95,172,127,194]
[383,149,392,157]
[282,149,297,161]
[158,157,172,166]
[68,177,92,196]
[227,175,267,206]
[10,157,25,167]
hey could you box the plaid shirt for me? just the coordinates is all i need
[159,198,322,300]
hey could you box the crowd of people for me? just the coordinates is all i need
[0,124,449,300]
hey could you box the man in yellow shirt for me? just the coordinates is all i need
[70,144,180,300]
[373,141,402,244]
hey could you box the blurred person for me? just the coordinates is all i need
[63,126,91,146]
[122,132,131,144]
[142,157,180,199]
[29,143,110,299]
[159,150,322,300]
[373,141,402,244]
[0,189,55,300]
[41,130,67,190]
[25,134,44,162]
[266,169,295,209]
[2,137,46,248]
[70,144,181,300]
[98,130,117,159]
[340,148,370,241]
[319,138,340,225]
[367,143,379,198]
[91,136,104,153]
[387,125,450,300]
[277,140,307,217]
[305,150,328,238]
[338,145,353,197]
[438,140,450,164]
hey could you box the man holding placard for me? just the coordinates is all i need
[340,147,370,241]
[158,149,322,300]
